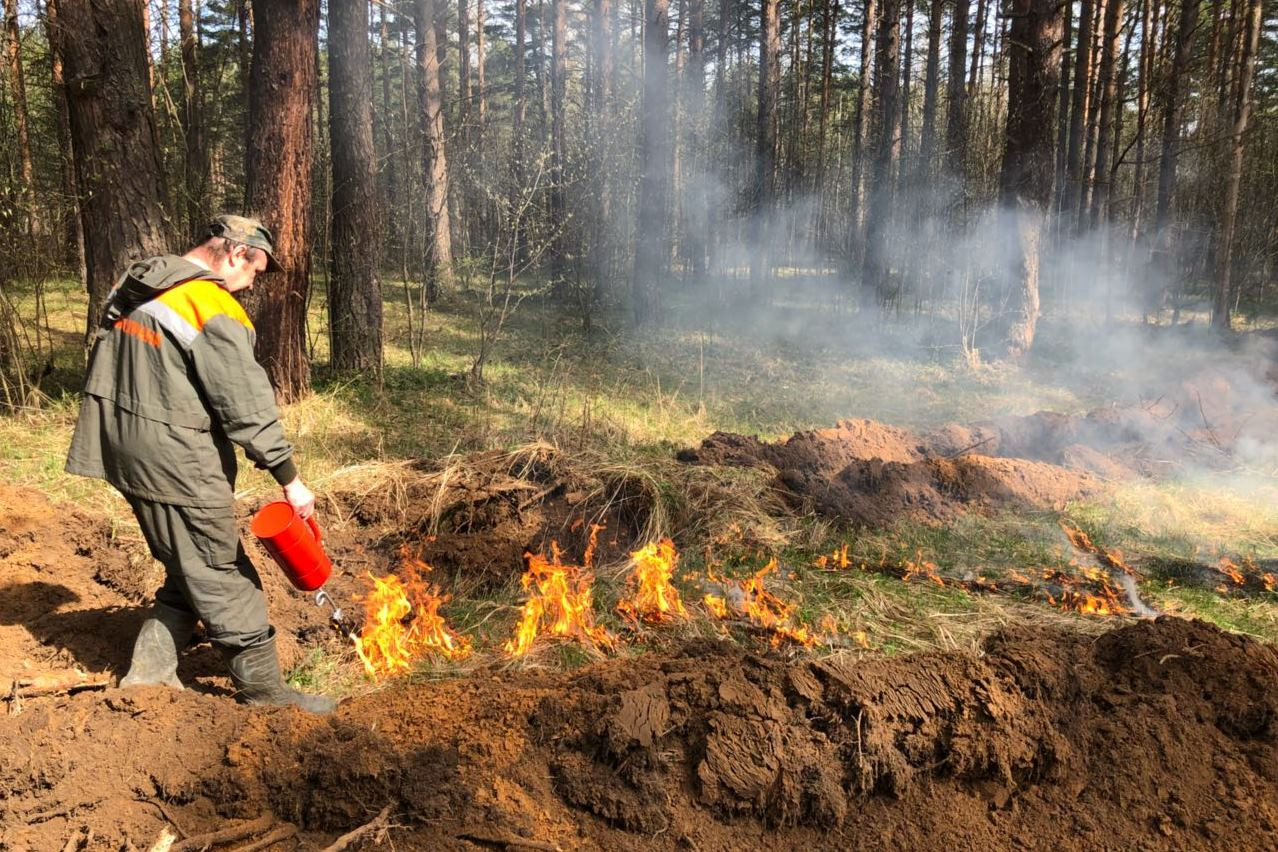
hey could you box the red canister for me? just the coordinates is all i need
[250,501,333,592]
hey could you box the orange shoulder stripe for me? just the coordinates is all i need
[155,279,255,334]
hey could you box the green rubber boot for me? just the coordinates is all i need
[222,632,336,714]
[119,602,197,689]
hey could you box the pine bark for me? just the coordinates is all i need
[458,0,472,138]
[1088,0,1124,228]
[633,0,670,324]
[1064,0,1095,228]
[918,0,944,180]
[1000,0,1063,358]
[328,0,383,372]
[850,0,877,245]
[752,0,780,289]
[1213,0,1263,329]
[4,0,36,235]
[44,0,84,272]
[945,0,969,182]
[179,0,206,240]
[684,0,707,278]
[1150,0,1201,311]
[862,0,899,302]
[550,0,567,279]
[414,0,457,294]
[54,0,169,337]
[243,0,319,401]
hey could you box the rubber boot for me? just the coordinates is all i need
[222,632,336,714]
[119,602,197,689]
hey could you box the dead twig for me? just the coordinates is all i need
[228,823,297,852]
[321,805,393,851]
[171,815,274,852]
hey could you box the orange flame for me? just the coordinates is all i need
[354,554,471,680]
[504,544,615,657]
[617,538,688,624]
[702,558,817,647]
[1218,557,1246,586]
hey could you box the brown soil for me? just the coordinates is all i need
[4,612,1276,850]
[680,419,1102,526]
[679,369,1278,526]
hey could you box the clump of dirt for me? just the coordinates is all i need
[3,618,1275,849]
[329,444,652,593]
[681,418,1100,526]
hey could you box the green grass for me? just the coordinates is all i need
[4,271,1278,690]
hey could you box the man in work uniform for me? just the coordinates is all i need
[66,215,336,714]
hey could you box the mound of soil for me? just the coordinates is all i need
[3,618,1276,849]
[680,419,1101,526]
[680,368,1278,526]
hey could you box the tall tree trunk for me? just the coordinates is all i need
[918,0,943,182]
[850,0,877,250]
[1128,0,1153,241]
[1064,0,1095,230]
[53,0,169,337]
[4,0,37,236]
[899,0,915,169]
[967,0,987,88]
[377,3,399,261]
[1088,0,1124,228]
[414,0,456,297]
[1078,0,1106,224]
[179,0,206,241]
[1150,0,1201,313]
[550,0,567,280]
[1053,6,1072,215]
[514,0,526,142]
[44,0,84,274]
[684,0,706,278]
[1213,0,1262,329]
[632,0,670,324]
[862,0,899,303]
[476,0,486,134]
[945,0,969,183]
[816,0,836,241]
[458,0,472,140]
[1000,0,1063,358]
[243,0,319,402]
[752,0,779,290]
[589,0,613,293]
[328,0,383,372]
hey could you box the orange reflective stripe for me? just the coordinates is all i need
[114,317,162,348]
[154,279,255,334]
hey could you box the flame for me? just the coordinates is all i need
[901,554,945,587]
[702,558,817,647]
[1218,557,1246,586]
[504,544,615,657]
[814,543,851,571]
[618,538,688,624]
[354,553,471,681]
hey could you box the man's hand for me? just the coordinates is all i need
[282,476,316,519]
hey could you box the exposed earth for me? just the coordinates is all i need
[3,474,1278,850]
[677,367,1276,526]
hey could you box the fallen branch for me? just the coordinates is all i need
[171,815,274,852]
[941,436,995,460]
[321,805,393,852]
[5,672,111,714]
[229,823,297,852]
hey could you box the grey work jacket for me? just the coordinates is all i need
[65,255,297,507]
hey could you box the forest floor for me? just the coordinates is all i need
[2,276,1278,849]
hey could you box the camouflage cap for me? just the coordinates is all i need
[204,214,283,273]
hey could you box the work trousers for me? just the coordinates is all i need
[126,496,271,651]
